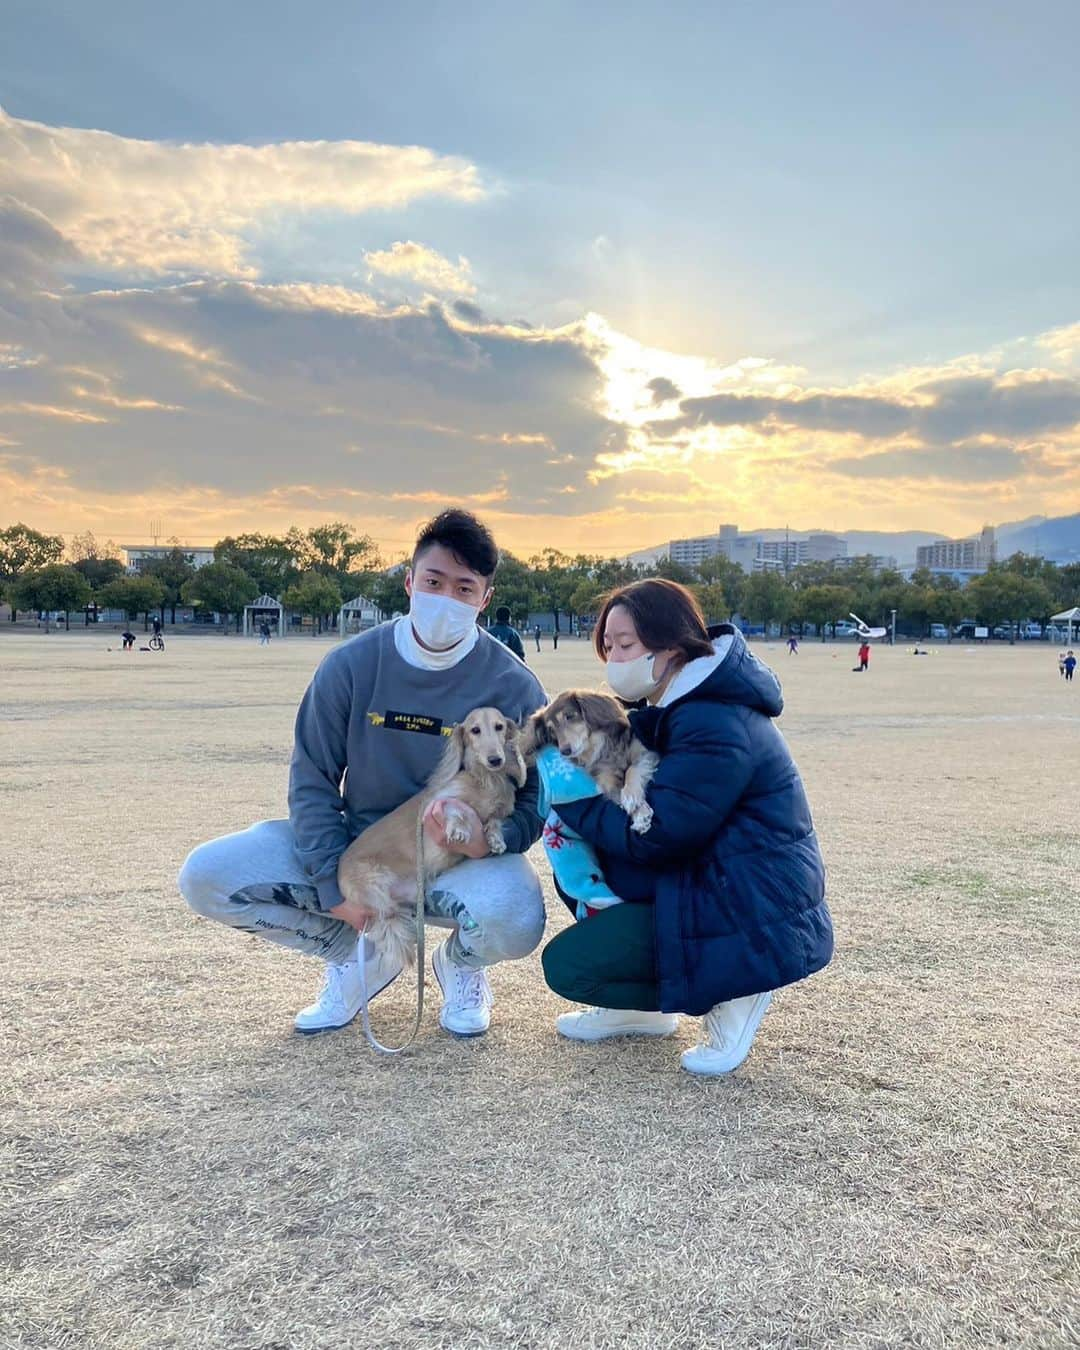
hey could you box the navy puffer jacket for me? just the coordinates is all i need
[557,626,833,1015]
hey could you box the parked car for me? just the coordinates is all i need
[929,623,949,639]
[833,620,860,637]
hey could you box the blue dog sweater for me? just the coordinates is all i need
[534,746,621,917]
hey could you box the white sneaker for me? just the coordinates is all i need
[293,941,403,1035]
[555,1007,680,1042]
[432,941,494,1037]
[680,991,773,1076]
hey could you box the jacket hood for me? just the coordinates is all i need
[659,623,783,718]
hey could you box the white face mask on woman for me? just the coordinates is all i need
[605,651,663,702]
[408,590,481,650]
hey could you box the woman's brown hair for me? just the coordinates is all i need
[593,578,715,662]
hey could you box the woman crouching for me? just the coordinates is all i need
[541,578,833,1076]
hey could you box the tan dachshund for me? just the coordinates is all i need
[337,707,526,968]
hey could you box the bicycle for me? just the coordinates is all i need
[148,633,166,651]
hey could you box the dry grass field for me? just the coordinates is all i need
[2,628,1078,1349]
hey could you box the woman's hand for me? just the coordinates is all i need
[423,798,491,859]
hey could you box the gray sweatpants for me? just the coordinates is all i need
[178,819,546,970]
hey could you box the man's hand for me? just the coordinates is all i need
[423,798,492,859]
[328,895,378,931]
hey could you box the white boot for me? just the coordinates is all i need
[556,1007,679,1042]
[293,941,402,1035]
[432,941,494,1037]
[680,991,773,1076]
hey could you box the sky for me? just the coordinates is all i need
[2,0,1079,560]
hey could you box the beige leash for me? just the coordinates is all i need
[357,810,427,1055]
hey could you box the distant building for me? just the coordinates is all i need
[805,533,848,563]
[669,525,850,574]
[669,533,726,568]
[670,524,761,572]
[835,553,898,573]
[915,525,996,573]
[757,539,807,569]
[123,544,215,574]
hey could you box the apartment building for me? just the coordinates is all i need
[805,533,848,563]
[915,525,996,573]
[670,526,849,573]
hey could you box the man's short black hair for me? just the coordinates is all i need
[495,605,511,624]
[413,508,499,579]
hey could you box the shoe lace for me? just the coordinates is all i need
[450,962,489,1010]
[318,962,350,1010]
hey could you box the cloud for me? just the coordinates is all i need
[1038,322,1080,366]
[364,241,476,296]
[654,390,912,437]
[649,374,1080,446]
[1,105,1079,553]
[0,196,77,290]
[0,266,626,516]
[647,376,681,405]
[829,444,1062,483]
[452,299,488,324]
[0,106,485,279]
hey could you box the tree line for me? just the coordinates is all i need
[1,520,1078,639]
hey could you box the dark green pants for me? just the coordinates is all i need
[541,903,661,1010]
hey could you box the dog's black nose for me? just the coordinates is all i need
[488,754,503,767]
[560,747,573,758]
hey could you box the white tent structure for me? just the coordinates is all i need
[244,594,285,638]
[1050,607,1080,643]
[339,595,380,637]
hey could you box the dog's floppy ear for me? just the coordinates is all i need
[426,722,467,792]
[518,708,551,759]
[575,690,631,739]
[503,720,528,788]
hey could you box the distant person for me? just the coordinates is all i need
[534,624,542,652]
[487,606,525,661]
[552,628,559,651]
[152,616,163,637]
[787,636,799,655]
[121,629,136,651]
[1059,651,1067,677]
[1065,650,1076,683]
[259,621,272,646]
[853,641,871,673]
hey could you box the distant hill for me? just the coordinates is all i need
[997,513,1080,563]
[624,542,670,565]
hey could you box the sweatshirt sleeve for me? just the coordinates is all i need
[498,673,547,853]
[500,762,543,853]
[288,655,353,911]
[556,707,754,865]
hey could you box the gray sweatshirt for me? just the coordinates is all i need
[289,620,547,911]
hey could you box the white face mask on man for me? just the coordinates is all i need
[408,590,481,650]
[605,651,664,702]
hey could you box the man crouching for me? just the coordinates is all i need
[178,509,547,1037]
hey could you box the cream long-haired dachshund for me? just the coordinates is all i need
[337,707,526,968]
[522,690,659,833]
